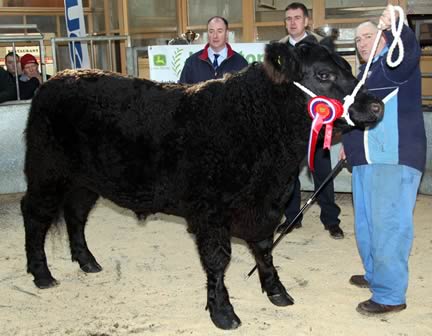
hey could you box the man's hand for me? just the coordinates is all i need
[379,4,400,31]
[338,145,346,161]
[28,72,42,83]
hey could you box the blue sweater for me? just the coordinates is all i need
[342,24,426,173]
[179,43,248,84]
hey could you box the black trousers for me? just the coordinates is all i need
[285,146,341,228]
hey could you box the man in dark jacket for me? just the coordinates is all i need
[278,2,343,239]
[0,67,16,103]
[2,51,20,101]
[179,16,247,84]
[5,51,21,79]
[19,53,43,100]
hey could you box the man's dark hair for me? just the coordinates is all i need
[5,51,19,59]
[207,16,229,29]
[285,2,309,18]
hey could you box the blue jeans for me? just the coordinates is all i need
[352,164,422,305]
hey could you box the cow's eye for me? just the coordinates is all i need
[317,72,335,81]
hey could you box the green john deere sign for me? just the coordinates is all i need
[153,54,167,66]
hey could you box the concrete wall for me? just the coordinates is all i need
[0,101,29,195]
[1,102,431,195]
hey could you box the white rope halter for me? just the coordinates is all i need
[293,5,405,126]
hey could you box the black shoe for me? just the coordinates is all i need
[277,220,302,233]
[356,299,406,316]
[349,275,369,288]
[326,225,344,239]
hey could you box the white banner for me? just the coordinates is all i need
[148,43,266,82]
[64,0,90,68]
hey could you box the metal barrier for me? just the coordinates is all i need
[0,24,47,100]
[50,35,132,74]
[128,46,149,78]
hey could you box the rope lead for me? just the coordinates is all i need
[342,5,405,124]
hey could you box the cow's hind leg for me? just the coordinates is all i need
[21,192,61,289]
[248,236,294,306]
[63,187,101,273]
[195,223,241,330]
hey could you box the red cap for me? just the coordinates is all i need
[20,53,38,68]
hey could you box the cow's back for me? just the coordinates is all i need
[30,70,184,142]
[24,70,186,210]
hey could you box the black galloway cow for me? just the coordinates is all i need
[21,40,383,330]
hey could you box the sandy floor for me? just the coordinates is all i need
[1,192,431,336]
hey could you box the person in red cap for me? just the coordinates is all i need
[18,53,50,99]
[20,53,41,81]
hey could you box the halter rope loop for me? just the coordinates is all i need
[342,5,405,124]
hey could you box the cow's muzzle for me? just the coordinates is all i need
[348,95,384,129]
[364,100,384,126]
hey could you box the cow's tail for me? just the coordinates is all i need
[23,82,74,225]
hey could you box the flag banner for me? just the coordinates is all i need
[148,43,265,82]
[64,0,90,68]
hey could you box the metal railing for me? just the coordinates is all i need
[50,35,132,74]
[128,46,149,78]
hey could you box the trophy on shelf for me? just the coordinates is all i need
[181,30,200,44]
[168,29,201,45]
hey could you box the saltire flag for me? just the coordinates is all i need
[64,0,90,68]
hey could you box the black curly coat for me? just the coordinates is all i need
[21,40,383,330]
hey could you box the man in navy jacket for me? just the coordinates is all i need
[341,5,426,316]
[0,67,16,103]
[179,16,247,84]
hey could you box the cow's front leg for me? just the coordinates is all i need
[248,236,294,306]
[195,223,241,330]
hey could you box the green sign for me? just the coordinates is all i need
[153,54,167,66]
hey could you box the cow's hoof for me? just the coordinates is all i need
[210,307,241,330]
[265,281,294,306]
[268,292,294,306]
[34,276,59,289]
[80,261,103,273]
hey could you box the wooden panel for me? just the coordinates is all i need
[343,55,359,76]
[311,0,325,29]
[19,0,64,7]
[118,0,127,74]
[242,0,254,42]
[122,1,130,35]
[177,0,187,35]
[138,57,150,79]
[3,0,87,7]
[421,55,432,104]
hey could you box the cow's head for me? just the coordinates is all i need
[263,39,383,129]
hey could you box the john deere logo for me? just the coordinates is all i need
[153,54,167,66]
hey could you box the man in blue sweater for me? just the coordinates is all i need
[341,5,426,315]
[179,16,247,84]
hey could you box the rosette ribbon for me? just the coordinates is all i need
[307,96,344,171]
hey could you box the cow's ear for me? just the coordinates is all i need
[263,42,301,84]
[319,36,336,53]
